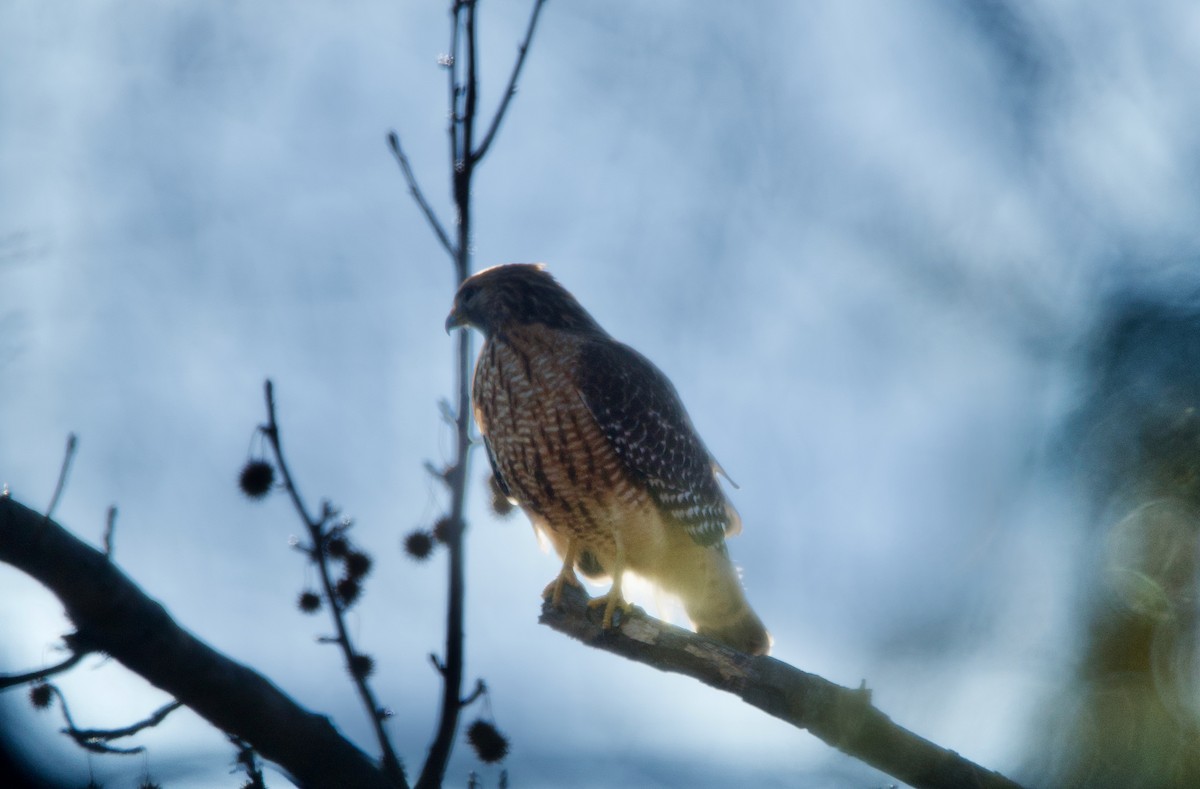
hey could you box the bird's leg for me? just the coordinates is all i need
[587,534,631,629]
[542,537,582,607]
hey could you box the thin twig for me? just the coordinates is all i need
[540,583,1027,789]
[472,0,548,163]
[102,505,117,558]
[260,380,407,788]
[387,132,456,260]
[67,700,184,747]
[0,649,88,690]
[45,433,77,519]
[448,0,465,181]
[460,679,487,707]
[49,685,145,754]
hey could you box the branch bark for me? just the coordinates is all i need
[540,583,1026,789]
[0,494,393,789]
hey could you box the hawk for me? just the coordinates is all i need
[446,263,770,655]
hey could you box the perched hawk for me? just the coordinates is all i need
[446,263,769,655]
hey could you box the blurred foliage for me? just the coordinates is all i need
[1041,299,1200,788]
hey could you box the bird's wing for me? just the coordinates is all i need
[575,338,736,546]
[482,433,515,503]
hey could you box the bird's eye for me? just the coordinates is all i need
[460,284,479,305]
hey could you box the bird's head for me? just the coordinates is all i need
[445,263,604,337]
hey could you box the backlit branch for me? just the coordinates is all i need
[540,583,1027,789]
[259,380,406,788]
[387,131,455,260]
[0,649,88,690]
[472,0,547,163]
[44,433,77,520]
[393,2,548,786]
[0,494,394,788]
[59,693,184,755]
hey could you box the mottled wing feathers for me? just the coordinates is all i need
[575,338,734,546]
[482,433,514,502]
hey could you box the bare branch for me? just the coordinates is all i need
[460,679,487,707]
[0,495,394,788]
[540,583,1027,789]
[387,131,456,260]
[66,700,184,752]
[48,684,146,755]
[0,649,88,690]
[45,433,77,519]
[417,4,481,786]
[260,380,407,788]
[102,505,117,558]
[415,1,546,783]
[448,0,465,176]
[472,0,548,164]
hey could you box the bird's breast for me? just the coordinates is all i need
[472,327,646,535]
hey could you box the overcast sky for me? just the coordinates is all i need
[3,1,1200,787]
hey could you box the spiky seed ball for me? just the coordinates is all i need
[404,530,435,560]
[335,577,361,606]
[29,683,52,709]
[326,536,349,558]
[466,719,509,764]
[488,474,515,517]
[297,591,321,613]
[349,653,375,679]
[239,460,275,499]
[345,550,372,579]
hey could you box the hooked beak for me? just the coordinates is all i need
[445,306,466,334]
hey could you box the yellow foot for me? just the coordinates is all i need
[542,569,583,608]
[587,588,633,629]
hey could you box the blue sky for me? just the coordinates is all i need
[3,1,1200,787]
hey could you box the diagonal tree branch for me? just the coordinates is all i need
[44,433,77,519]
[471,0,548,164]
[67,699,182,744]
[0,494,394,789]
[0,649,88,690]
[260,380,407,788]
[540,583,1027,789]
[387,131,456,261]
[57,693,184,755]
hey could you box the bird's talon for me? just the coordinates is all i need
[542,570,582,607]
[587,590,632,629]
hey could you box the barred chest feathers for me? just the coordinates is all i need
[473,325,645,537]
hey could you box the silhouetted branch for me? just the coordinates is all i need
[387,131,455,260]
[230,734,268,789]
[471,0,547,163]
[415,6,478,789]
[460,679,487,707]
[0,494,394,788]
[540,583,1027,789]
[44,433,77,519]
[0,649,88,690]
[260,379,407,788]
[102,504,117,557]
[391,3,546,785]
[64,697,184,754]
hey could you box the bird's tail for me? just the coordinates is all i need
[675,546,771,656]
